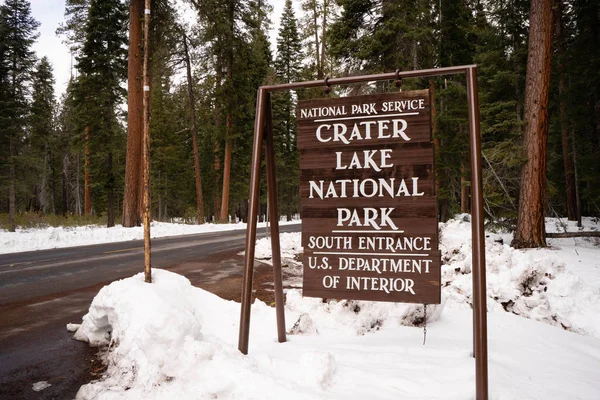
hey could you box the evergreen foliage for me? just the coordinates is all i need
[2,0,598,238]
[0,0,39,231]
[71,0,128,226]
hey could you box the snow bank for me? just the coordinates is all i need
[71,216,600,399]
[0,220,299,254]
[73,268,600,399]
[440,215,600,338]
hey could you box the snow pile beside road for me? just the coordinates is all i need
[73,268,600,399]
[72,215,600,399]
[0,220,299,254]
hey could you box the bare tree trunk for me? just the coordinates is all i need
[461,161,469,213]
[213,59,222,221]
[220,135,232,222]
[40,147,49,214]
[220,1,234,223]
[76,154,82,215]
[512,0,554,249]
[8,139,16,232]
[62,154,68,216]
[123,0,144,227]
[555,0,577,220]
[84,126,92,216]
[142,0,152,283]
[107,152,115,227]
[183,34,205,224]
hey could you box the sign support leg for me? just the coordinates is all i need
[239,88,267,355]
[264,93,287,343]
[467,66,489,400]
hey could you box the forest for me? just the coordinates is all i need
[0,0,598,249]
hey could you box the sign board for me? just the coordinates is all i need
[297,90,441,304]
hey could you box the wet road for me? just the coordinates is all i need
[0,223,300,399]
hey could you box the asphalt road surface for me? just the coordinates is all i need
[0,223,301,400]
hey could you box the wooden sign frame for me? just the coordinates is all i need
[238,65,489,400]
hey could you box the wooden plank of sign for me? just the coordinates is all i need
[302,251,441,304]
[298,89,439,304]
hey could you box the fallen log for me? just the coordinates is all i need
[546,232,600,238]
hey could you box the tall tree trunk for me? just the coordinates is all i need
[62,154,68,216]
[183,34,205,224]
[213,58,222,221]
[84,126,92,216]
[220,135,232,222]
[9,139,16,232]
[461,161,469,213]
[142,0,152,283]
[76,154,82,215]
[123,0,144,227]
[220,1,234,222]
[40,146,49,214]
[107,152,115,227]
[555,0,577,220]
[512,0,554,249]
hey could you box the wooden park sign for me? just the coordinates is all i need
[297,91,441,303]
[238,66,489,399]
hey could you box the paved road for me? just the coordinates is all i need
[0,223,300,400]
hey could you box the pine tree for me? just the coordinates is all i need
[512,0,554,248]
[273,0,303,219]
[0,0,39,231]
[123,0,144,227]
[29,57,57,214]
[329,0,436,75]
[73,0,128,227]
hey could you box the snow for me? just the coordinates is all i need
[69,215,600,399]
[32,381,51,392]
[0,219,298,254]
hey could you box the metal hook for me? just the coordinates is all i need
[395,69,402,90]
[323,76,331,95]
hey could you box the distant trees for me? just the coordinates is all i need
[0,0,39,231]
[1,0,598,246]
[71,0,128,226]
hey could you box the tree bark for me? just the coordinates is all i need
[107,152,115,227]
[220,0,235,223]
[220,136,232,222]
[546,231,600,238]
[84,125,92,216]
[122,0,144,227]
[62,154,68,216]
[555,0,577,220]
[461,161,469,213]
[183,34,205,224]
[9,139,16,232]
[213,58,222,221]
[512,0,554,249]
[142,0,152,283]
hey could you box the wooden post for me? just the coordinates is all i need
[263,93,286,343]
[142,0,152,283]
[238,88,267,354]
[467,66,488,400]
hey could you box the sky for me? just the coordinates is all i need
[30,0,293,99]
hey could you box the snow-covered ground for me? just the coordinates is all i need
[0,219,298,254]
[64,216,600,399]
